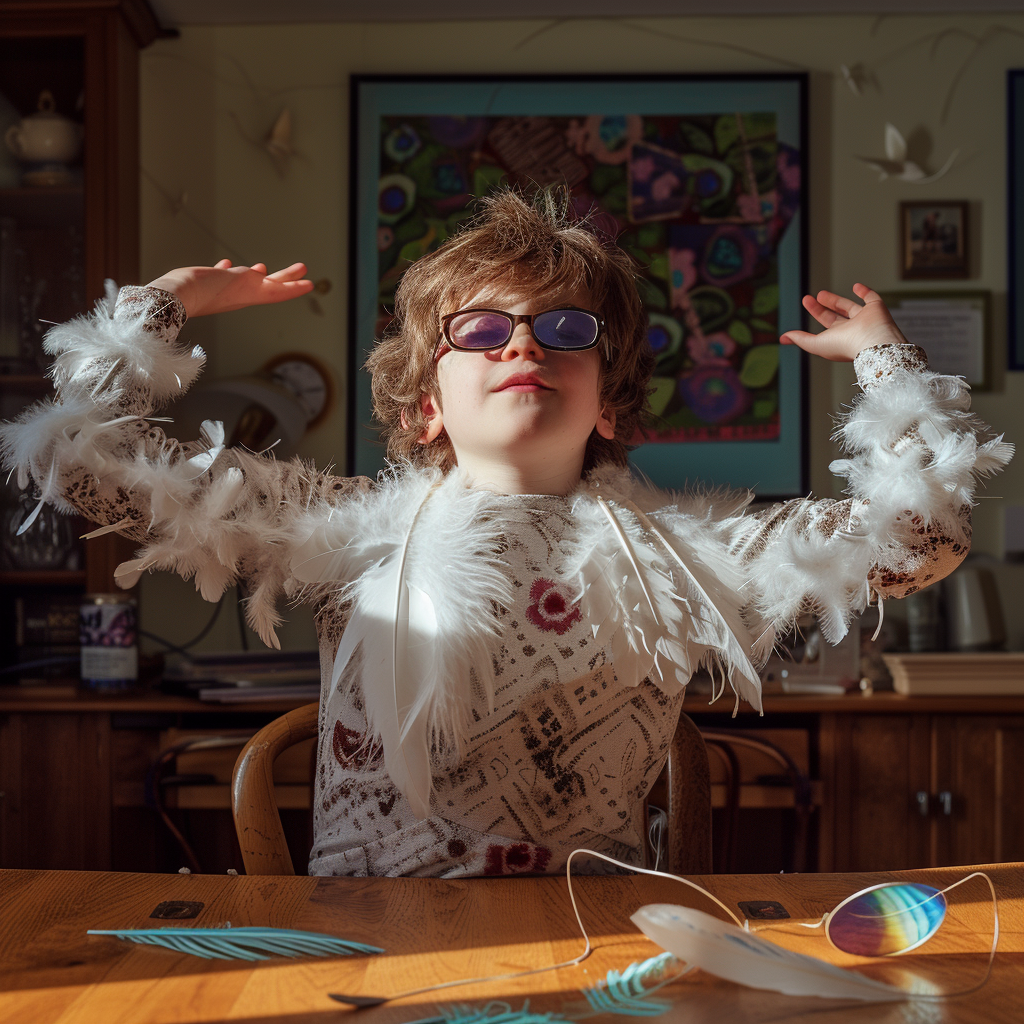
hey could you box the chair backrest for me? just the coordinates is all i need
[231,702,319,875]
[661,711,712,874]
[231,703,711,876]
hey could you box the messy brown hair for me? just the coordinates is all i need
[366,187,654,474]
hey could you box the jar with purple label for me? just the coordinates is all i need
[79,594,138,691]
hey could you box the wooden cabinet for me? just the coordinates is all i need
[0,710,112,870]
[0,2,160,682]
[0,695,311,872]
[822,711,1024,872]
[3,690,1024,874]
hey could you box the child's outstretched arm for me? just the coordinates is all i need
[0,265,368,648]
[726,283,1012,655]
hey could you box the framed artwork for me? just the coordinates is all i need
[1009,70,1024,369]
[349,74,808,497]
[899,200,969,280]
[882,290,991,390]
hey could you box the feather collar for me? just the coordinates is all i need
[288,464,763,818]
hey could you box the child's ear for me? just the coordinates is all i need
[595,405,616,440]
[415,392,445,444]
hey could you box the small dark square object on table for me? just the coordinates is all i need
[738,900,790,920]
[150,900,204,919]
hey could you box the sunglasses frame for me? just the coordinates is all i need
[438,306,609,359]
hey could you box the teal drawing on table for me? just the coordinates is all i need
[400,951,688,1024]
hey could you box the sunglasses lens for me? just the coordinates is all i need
[533,309,600,350]
[448,311,512,350]
[827,883,946,956]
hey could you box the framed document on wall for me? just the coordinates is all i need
[1009,69,1024,369]
[349,74,808,497]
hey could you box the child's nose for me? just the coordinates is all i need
[501,322,545,361]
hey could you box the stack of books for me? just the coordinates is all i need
[162,650,322,702]
[13,593,80,687]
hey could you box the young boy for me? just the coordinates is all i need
[1,190,1011,878]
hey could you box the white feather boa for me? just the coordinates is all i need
[742,353,1013,646]
[43,280,206,409]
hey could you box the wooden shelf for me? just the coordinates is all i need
[0,184,84,227]
[0,569,86,586]
[0,374,53,394]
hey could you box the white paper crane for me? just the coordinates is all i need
[857,124,958,184]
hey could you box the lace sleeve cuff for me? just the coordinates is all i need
[853,343,929,390]
[114,285,188,337]
[43,280,206,416]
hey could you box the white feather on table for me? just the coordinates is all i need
[632,903,907,1002]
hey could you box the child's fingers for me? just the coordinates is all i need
[215,259,232,269]
[250,262,268,274]
[815,289,861,318]
[256,278,315,305]
[852,282,883,304]
[780,329,819,347]
[802,294,843,329]
[265,262,308,281]
[780,330,851,361]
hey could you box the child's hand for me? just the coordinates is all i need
[780,283,911,362]
[145,259,314,318]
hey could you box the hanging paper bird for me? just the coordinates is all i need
[264,108,296,177]
[856,124,958,184]
[228,107,300,177]
[840,63,869,96]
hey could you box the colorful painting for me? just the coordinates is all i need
[351,77,807,495]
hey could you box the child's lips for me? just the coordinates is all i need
[494,373,552,392]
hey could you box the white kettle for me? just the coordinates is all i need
[943,565,1006,651]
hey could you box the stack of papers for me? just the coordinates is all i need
[162,650,322,702]
[882,652,1024,695]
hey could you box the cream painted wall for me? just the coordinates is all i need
[135,14,1024,653]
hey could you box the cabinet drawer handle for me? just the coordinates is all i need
[938,791,953,815]
[916,791,930,816]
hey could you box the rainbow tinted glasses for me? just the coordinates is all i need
[752,872,997,961]
[822,881,950,956]
[437,307,609,359]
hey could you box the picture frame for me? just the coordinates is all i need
[882,289,990,390]
[349,74,808,497]
[1008,69,1024,369]
[899,200,969,280]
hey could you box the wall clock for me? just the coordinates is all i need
[262,352,334,428]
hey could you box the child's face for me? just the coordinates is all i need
[419,286,616,486]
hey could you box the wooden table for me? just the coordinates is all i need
[0,863,1020,1023]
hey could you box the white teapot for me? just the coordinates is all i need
[4,90,83,165]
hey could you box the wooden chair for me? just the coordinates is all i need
[231,703,711,876]
[232,702,320,875]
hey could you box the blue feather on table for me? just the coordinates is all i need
[86,925,383,961]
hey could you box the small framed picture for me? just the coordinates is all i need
[899,200,969,279]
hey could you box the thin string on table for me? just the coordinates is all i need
[747,870,1000,1002]
[331,848,733,1005]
